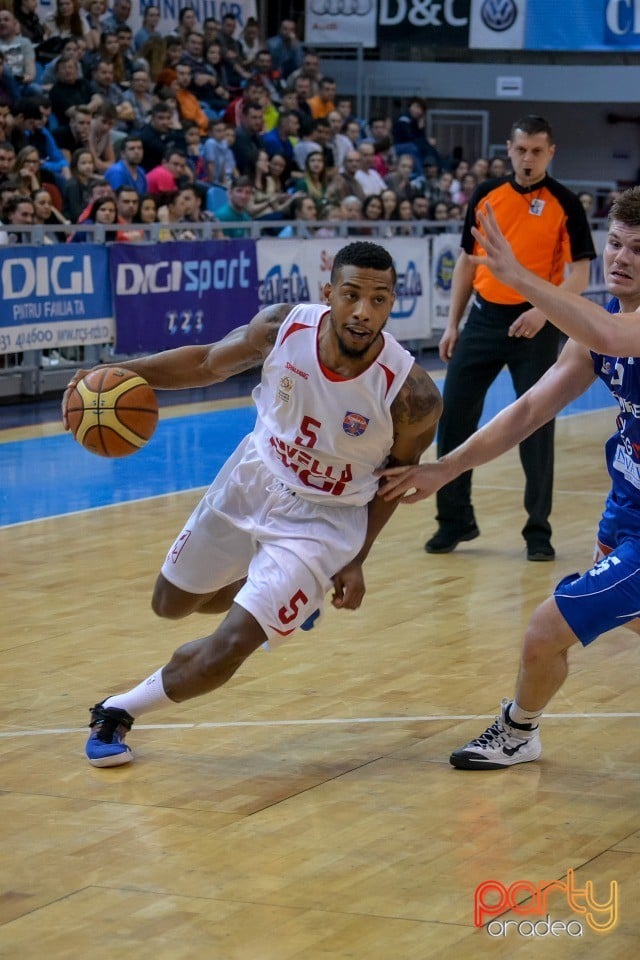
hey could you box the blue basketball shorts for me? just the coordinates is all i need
[554,537,640,646]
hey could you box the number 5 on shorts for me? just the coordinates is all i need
[279,589,309,625]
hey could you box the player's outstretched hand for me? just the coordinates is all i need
[61,368,91,430]
[331,560,365,610]
[377,462,449,503]
[470,203,524,288]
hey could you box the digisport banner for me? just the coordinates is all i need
[257,237,431,341]
[110,240,259,353]
[0,244,113,356]
[305,0,379,48]
[377,0,470,46]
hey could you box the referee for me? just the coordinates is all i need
[426,115,596,561]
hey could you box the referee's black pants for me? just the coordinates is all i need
[436,296,561,546]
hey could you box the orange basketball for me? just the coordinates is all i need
[67,367,159,458]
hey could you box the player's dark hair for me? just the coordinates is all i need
[331,241,396,287]
[609,186,640,226]
[510,115,554,144]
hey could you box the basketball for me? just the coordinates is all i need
[66,367,159,458]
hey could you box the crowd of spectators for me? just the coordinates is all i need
[0,3,525,244]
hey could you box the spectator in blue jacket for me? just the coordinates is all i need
[104,135,148,193]
[267,19,304,79]
[0,50,20,109]
[392,97,442,169]
[11,98,70,183]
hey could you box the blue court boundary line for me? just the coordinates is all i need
[1,373,614,527]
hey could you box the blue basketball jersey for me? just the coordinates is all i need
[554,298,640,646]
[590,297,640,544]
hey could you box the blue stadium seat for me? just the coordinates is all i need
[206,184,229,213]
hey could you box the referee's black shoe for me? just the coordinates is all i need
[526,541,556,562]
[425,523,480,554]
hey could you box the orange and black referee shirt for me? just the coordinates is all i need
[461,175,596,306]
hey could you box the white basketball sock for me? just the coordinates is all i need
[103,668,173,718]
[508,698,542,729]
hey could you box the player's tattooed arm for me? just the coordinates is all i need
[199,304,296,383]
[388,364,442,466]
[346,368,441,570]
[249,303,296,355]
[62,306,297,397]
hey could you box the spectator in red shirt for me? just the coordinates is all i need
[146,145,188,194]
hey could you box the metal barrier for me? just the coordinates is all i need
[0,218,463,243]
[3,216,610,404]
[0,218,463,400]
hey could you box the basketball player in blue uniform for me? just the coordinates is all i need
[379,186,640,769]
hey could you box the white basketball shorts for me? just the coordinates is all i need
[161,434,368,645]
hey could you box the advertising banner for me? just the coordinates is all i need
[0,244,113,356]
[469,0,526,49]
[386,236,432,340]
[257,237,432,341]
[524,0,640,50]
[377,0,640,49]
[431,228,610,324]
[143,0,257,38]
[37,0,257,38]
[110,240,260,353]
[430,232,460,332]
[584,228,608,305]
[305,0,379,48]
[377,0,470,46]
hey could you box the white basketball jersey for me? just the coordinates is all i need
[252,303,415,506]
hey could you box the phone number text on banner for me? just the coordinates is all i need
[0,244,113,355]
[110,240,260,353]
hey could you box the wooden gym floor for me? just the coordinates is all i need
[0,379,638,959]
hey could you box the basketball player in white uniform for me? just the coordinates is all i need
[62,241,443,766]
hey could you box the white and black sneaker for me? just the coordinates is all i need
[450,699,542,770]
